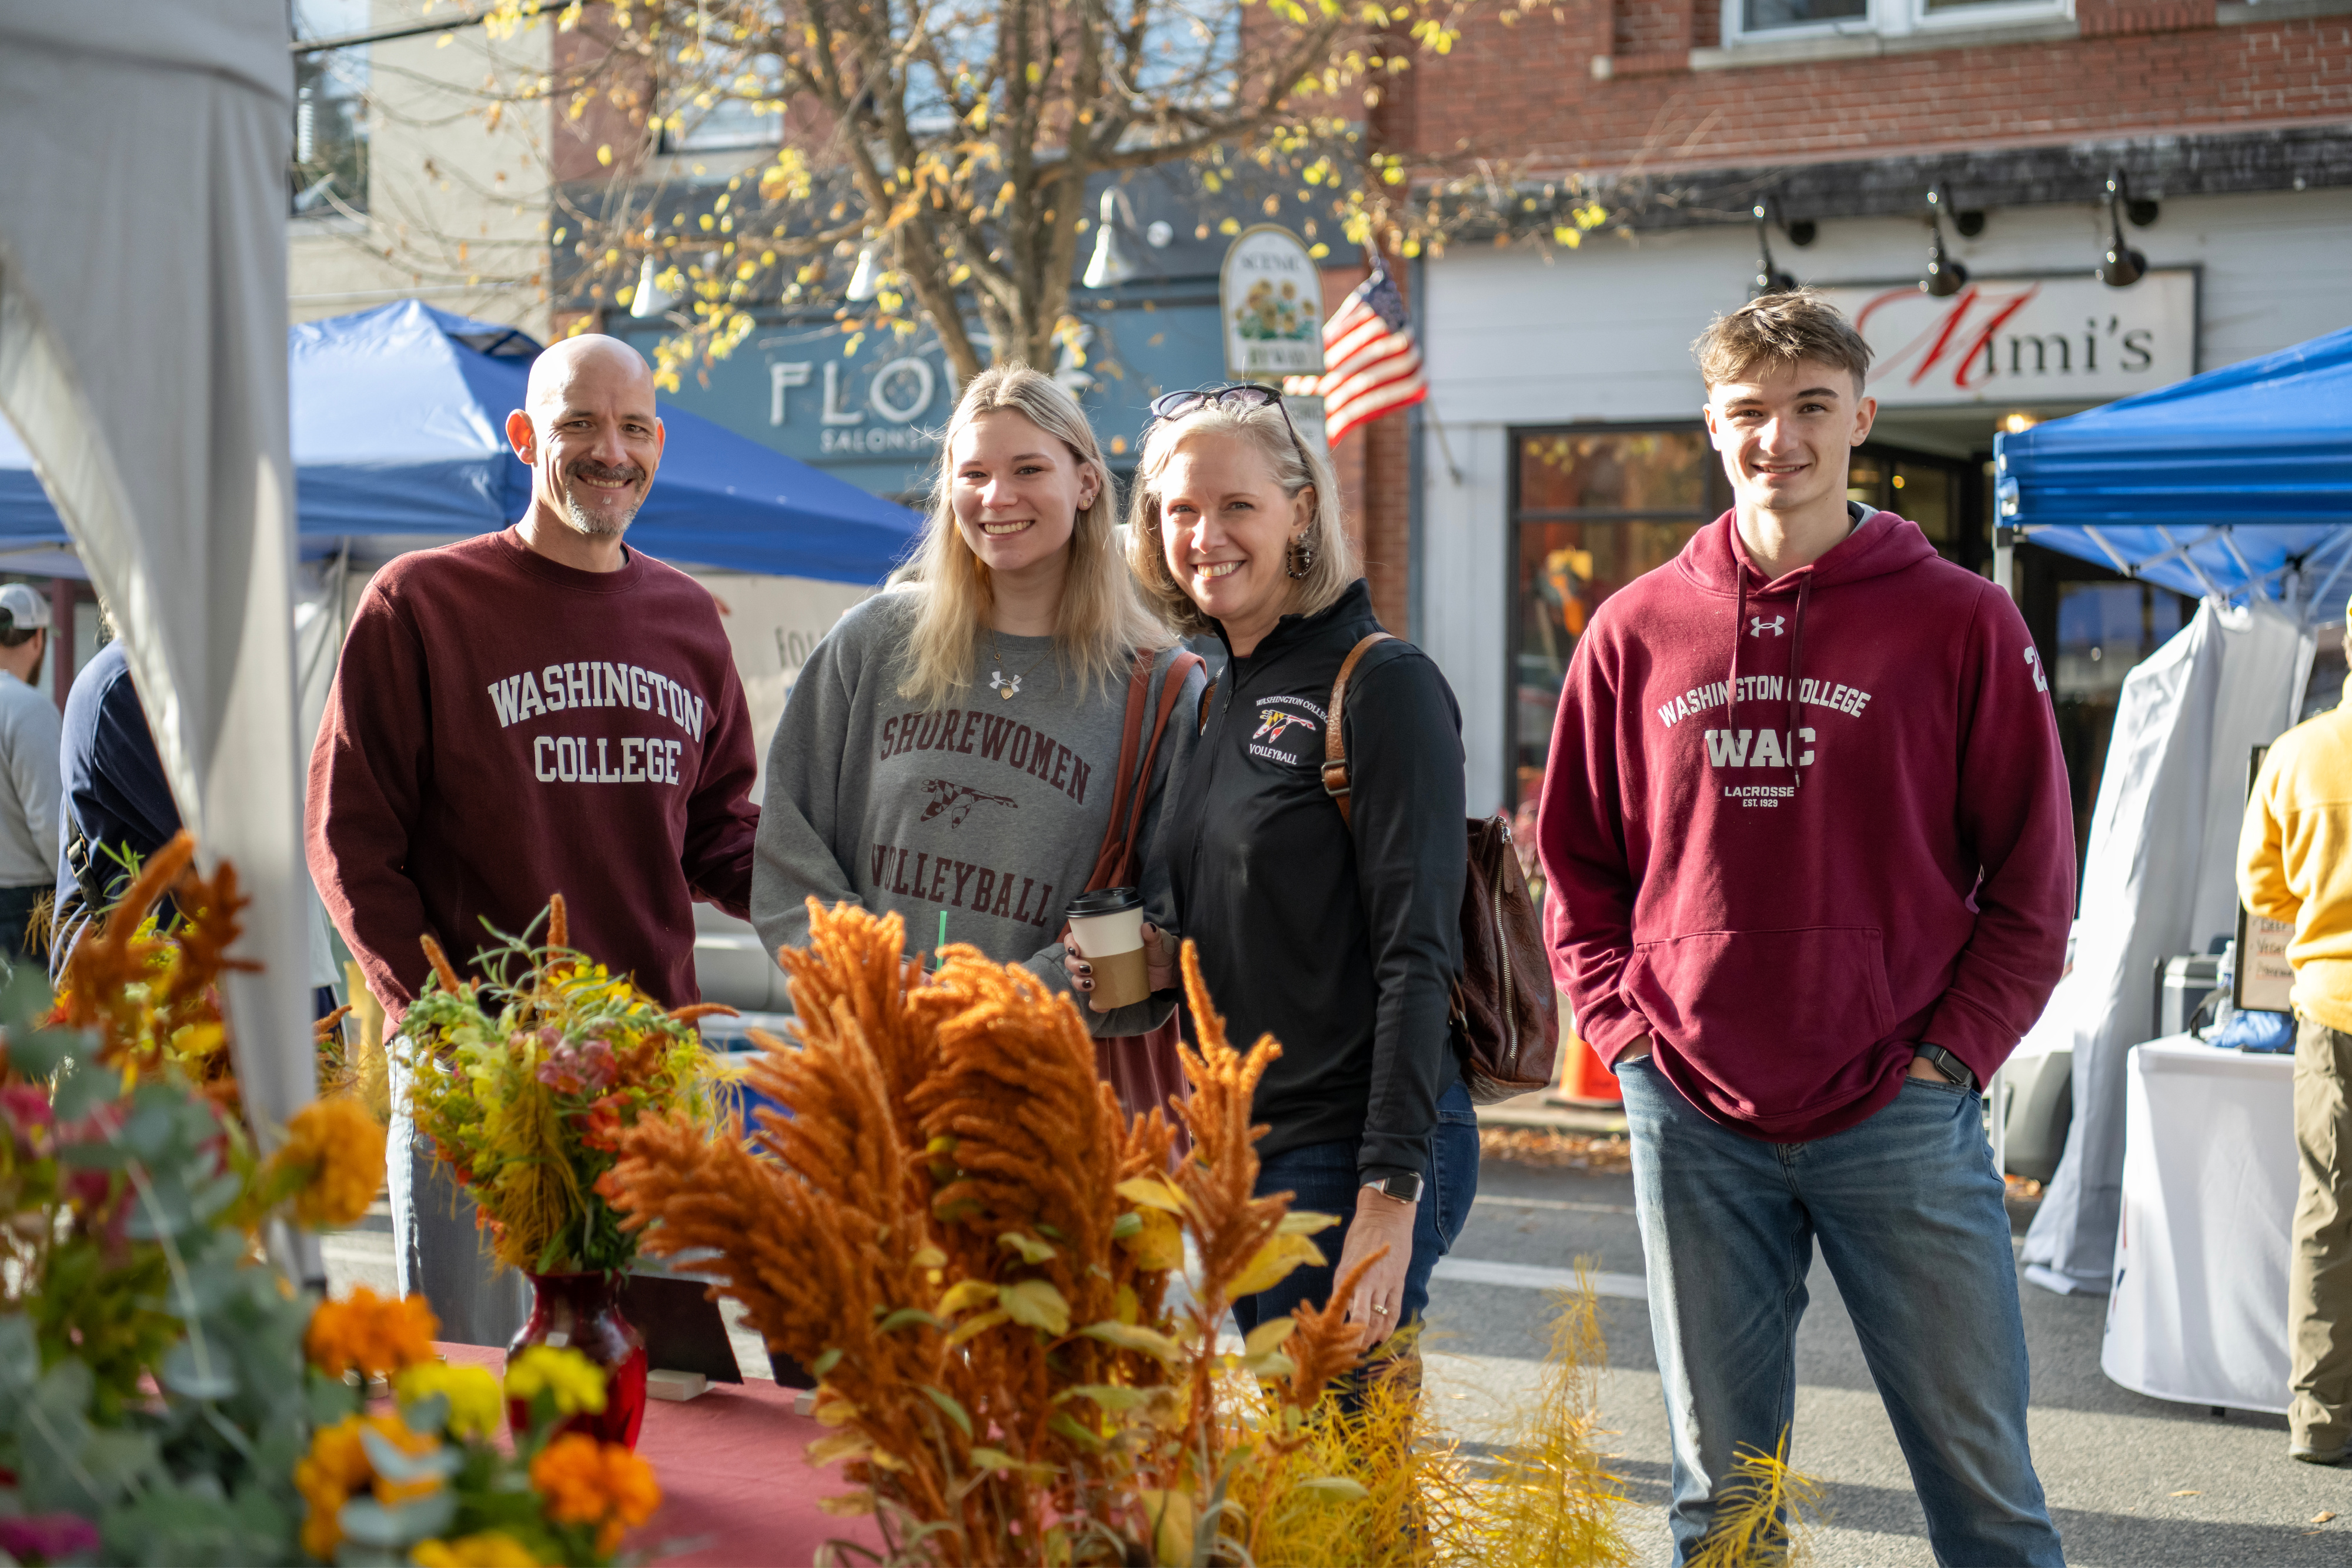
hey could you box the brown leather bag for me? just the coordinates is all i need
[1072,646,1204,1129]
[1323,633,1559,1105]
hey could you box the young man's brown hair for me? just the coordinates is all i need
[1692,287,1874,395]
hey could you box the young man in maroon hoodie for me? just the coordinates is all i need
[1538,290,2072,1566]
[308,334,760,1340]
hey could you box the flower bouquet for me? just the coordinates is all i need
[398,896,725,1447]
[298,1289,661,1567]
[1,836,666,1566]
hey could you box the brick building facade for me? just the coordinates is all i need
[1365,0,2352,826]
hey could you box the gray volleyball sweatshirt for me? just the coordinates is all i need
[750,590,1202,1032]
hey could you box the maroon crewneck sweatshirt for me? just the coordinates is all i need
[1536,509,2073,1142]
[308,528,759,1019]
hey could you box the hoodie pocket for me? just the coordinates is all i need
[1625,927,1896,1068]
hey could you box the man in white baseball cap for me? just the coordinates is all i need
[0,583,58,963]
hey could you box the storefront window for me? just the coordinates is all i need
[1847,447,1982,569]
[1511,430,1720,805]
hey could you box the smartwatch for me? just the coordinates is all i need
[1363,1172,1424,1204]
[1915,1044,1976,1092]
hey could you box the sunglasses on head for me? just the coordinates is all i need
[1144,383,1315,479]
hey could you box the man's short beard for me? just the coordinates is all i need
[557,463,645,537]
[562,487,640,537]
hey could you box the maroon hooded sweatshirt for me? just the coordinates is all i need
[1536,507,2073,1142]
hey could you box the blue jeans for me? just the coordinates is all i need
[1232,1077,1479,1336]
[1619,1057,2063,1567]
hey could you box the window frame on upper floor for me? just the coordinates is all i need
[1719,0,2073,50]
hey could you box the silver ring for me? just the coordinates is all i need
[1372,1303,1390,1315]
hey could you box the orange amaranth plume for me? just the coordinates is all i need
[419,934,463,994]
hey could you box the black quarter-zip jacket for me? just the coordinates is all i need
[1164,579,1466,1183]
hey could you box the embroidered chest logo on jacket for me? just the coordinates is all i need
[1251,709,1318,745]
[1244,694,1328,766]
[1749,614,1786,638]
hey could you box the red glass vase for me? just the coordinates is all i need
[507,1271,648,1449]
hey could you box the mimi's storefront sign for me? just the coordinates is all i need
[1816,269,2197,407]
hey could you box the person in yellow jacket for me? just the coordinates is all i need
[2238,607,2352,1467]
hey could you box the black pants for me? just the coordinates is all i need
[0,882,50,965]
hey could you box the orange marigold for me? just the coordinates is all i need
[529,1432,663,1554]
[305,1285,440,1379]
[273,1095,387,1228]
[295,1413,442,1560]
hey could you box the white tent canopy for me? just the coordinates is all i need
[0,4,312,1140]
[2018,599,2312,1294]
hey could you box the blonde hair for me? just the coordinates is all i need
[898,366,1165,708]
[1124,397,1357,637]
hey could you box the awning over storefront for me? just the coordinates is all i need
[0,300,921,584]
[1996,323,2352,607]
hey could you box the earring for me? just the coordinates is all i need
[1285,533,1315,580]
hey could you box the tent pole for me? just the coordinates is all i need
[1994,525,2017,602]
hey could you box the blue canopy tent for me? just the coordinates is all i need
[1996,323,2352,1305]
[0,300,920,583]
[1996,322,2352,609]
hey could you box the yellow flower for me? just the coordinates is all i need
[411,1531,542,1567]
[505,1345,607,1416]
[530,1433,663,1554]
[395,1362,505,1439]
[272,1096,387,1228]
[296,1413,443,1561]
[306,1286,440,1379]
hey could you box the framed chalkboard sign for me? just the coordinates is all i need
[2236,743,2297,1015]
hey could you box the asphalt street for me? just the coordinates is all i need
[325,1155,2352,1565]
[1422,1157,2352,1567]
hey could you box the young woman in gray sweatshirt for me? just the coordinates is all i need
[749,366,1202,1047]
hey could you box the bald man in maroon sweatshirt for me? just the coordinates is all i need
[1539,292,2070,1566]
[308,334,758,1342]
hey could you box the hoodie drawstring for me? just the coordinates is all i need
[1786,576,1810,787]
[1728,570,1748,747]
[1728,565,1811,787]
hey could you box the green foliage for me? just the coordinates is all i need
[0,1051,339,1564]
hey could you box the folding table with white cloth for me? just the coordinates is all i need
[2102,1035,2297,1413]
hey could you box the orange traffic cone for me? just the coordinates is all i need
[1557,1021,1622,1106]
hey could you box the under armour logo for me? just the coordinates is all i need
[2024,646,2048,693]
[987,669,1023,698]
[1749,615,1786,638]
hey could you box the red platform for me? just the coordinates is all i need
[436,1343,883,1565]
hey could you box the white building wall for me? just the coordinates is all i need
[1418,186,2352,813]
[288,2,553,337]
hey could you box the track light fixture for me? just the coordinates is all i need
[1750,202,1796,297]
[2096,169,2152,289]
[1083,188,1140,289]
[627,253,675,319]
[1920,185,1969,299]
[844,231,881,302]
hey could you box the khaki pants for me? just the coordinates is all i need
[2292,1016,2352,1455]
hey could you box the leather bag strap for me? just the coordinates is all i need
[1084,648,1205,892]
[1320,631,1396,829]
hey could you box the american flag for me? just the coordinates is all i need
[1283,255,1428,446]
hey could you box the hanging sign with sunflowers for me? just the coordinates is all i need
[1220,225,1326,380]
